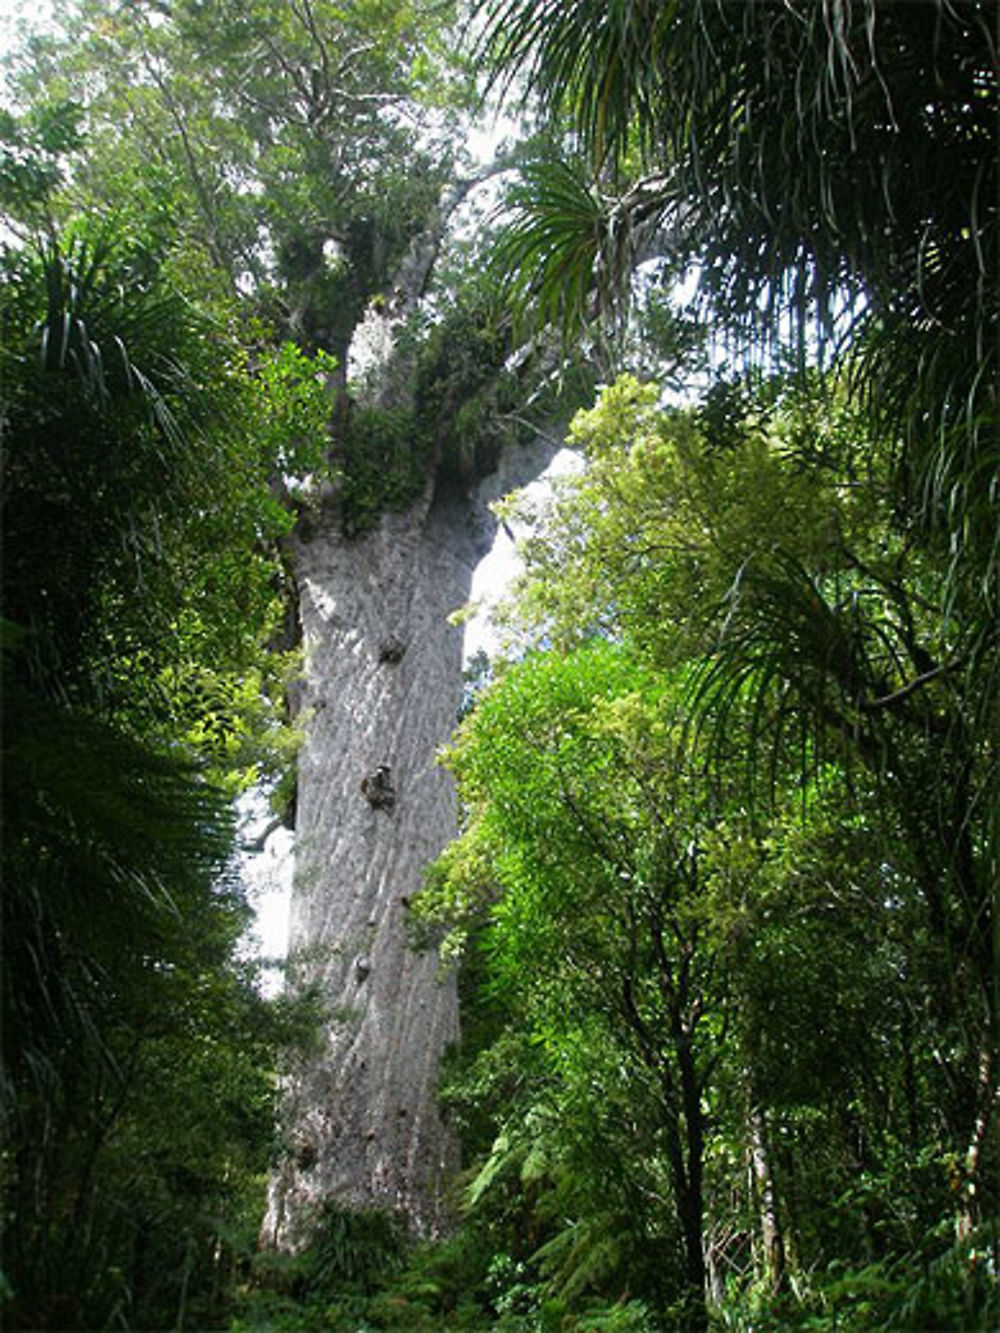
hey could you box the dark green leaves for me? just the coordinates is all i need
[0,221,318,1328]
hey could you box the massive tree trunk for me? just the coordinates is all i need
[262,438,554,1249]
[257,154,567,1246]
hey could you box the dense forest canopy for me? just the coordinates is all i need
[1,0,997,1330]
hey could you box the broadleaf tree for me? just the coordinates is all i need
[418,370,997,1326]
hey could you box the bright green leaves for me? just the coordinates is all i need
[248,338,338,486]
[421,643,725,1307]
[420,362,998,1325]
[0,99,82,221]
[501,371,970,796]
[500,374,846,668]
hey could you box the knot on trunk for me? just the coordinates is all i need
[361,764,396,811]
[294,1140,317,1171]
[378,635,407,664]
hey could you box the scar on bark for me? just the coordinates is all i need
[378,635,406,664]
[295,1140,317,1170]
[361,764,396,811]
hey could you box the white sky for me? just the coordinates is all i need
[238,792,294,997]
[0,0,52,50]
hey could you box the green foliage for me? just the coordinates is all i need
[4,5,997,1331]
[0,229,333,775]
[339,405,430,536]
[422,642,738,1323]
[335,267,587,536]
[712,1221,1000,1333]
[0,221,325,1328]
[1,681,298,1328]
[14,0,471,356]
[0,98,82,219]
[250,338,338,484]
[419,366,998,1330]
[233,1218,668,1332]
[414,284,513,466]
[478,0,1000,768]
[479,0,997,370]
[305,1205,409,1297]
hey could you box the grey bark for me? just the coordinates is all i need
[259,150,575,1246]
[262,488,470,1244]
[747,1097,785,1293]
[261,181,557,1237]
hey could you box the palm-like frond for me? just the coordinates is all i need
[1,229,245,1123]
[478,0,997,320]
[685,545,983,800]
[532,1209,626,1303]
[1,234,222,705]
[477,0,998,486]
[493,156,674,354]
[493,157,612,337]
[479,0,666,169]
[1,676,241,1230]
[687,552,859,799]
[2,680,237,1035]
[33,234,192,449]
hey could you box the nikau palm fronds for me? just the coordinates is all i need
[494,156,678,343]
[1,220,292,1326]
[34,236,192,449]
[477,0,998,529]
[479,0,666,168]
